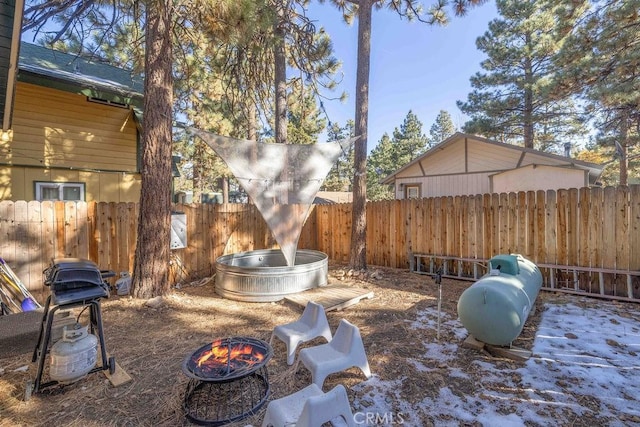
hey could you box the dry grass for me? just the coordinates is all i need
[0,263,629,426]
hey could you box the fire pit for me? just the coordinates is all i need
[181,337,273,426]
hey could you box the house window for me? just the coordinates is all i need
[35,182,85,201]
[404,184,421,199]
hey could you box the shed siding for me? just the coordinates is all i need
[3,82,138,172]
[491,165,586,194]
[520,152,573,167]
[466,138,521,172]
[396,172,492,198]
[420,140,466,174]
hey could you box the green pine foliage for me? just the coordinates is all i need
[322,121,355,191]
[286,80,327,145]
[429,110,456,145]
[366,111,429,201]
[457,0,588,150]
[366,133,396,201]
[557,0,640,184]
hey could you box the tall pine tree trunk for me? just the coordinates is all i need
[132,0,174,298]
[274,5,287,145]
[619,110,629,186]
[523,37,534,149]
[350,0,372,270]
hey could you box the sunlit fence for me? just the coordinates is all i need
[1,185,639,300]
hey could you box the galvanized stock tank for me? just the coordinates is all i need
[457,254,542,346]
[215,249,328,302]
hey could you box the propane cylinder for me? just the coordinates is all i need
[457,254,542,346]
[50,323,98,383]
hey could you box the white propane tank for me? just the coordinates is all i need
[50,323,98,383]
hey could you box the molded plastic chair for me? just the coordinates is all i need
[298,319,372,388]
[261,383,356,427]
[269,301,332,365]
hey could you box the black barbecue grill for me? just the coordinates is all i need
[30,258,116,395]
[43,258,112,305]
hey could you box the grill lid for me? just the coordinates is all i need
[43,258,111,297]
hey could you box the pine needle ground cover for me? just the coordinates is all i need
[1,265,638,426]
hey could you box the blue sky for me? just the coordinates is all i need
[306,1,498,150]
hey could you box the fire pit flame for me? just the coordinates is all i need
[183,337,272,382]
[195,339,266,370]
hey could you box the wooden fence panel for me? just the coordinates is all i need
[630,185,640,298]
[14,202,29,288]
[405,199,415,262]
[544,190,569,265]
[41,201,56,277]
[614,186,630,296]
[395,200,406,268]
[27,201,43,290]
[590,187,604,293]
[545,190,557,266]
[534,190,545,265]
[506,193,517,254]
[473,194,484,261]
[0,202,14,265]
[566,189,579,268]
[497,193,508,255]
[602,187,617,295]
[516,192,527,258]
[578,188,590,267]
[339,204,349,261]
[447,196,462,257]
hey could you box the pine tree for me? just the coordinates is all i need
[429,110,456,145]
[457,0,587,150]
[557,0,640,185]
[287,80,327,144]
[323,121,355,191]
[366,133,396,201]
[391,110,429,165]
[366,111,428,201]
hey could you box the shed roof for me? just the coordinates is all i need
[381,132,605,185]
[17,42,144,108]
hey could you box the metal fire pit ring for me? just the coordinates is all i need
[183,368,270,426]
[181,337,273,426]
[215,249,328,302]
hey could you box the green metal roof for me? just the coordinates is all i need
[17,42,144,108]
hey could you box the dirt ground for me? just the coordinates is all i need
[0,263,634,427]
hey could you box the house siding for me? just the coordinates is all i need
[396,172,493,198]
[0,166,141,202]
[466,138,521,172]
[420,140,467,174]
[491,165,587,193]
[388,134,603,199]
[5,82,138,171]
[0,82,141,202]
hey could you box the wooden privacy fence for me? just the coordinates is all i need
[310,185,640,301]
[1,185,639,300]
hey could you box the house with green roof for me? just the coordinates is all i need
[1,37,145,202]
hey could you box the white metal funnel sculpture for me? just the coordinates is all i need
[189,128,356,267]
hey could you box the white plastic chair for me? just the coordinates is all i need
[298,319,372,388]
[269,301,332,365]
[261,383,356,427]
